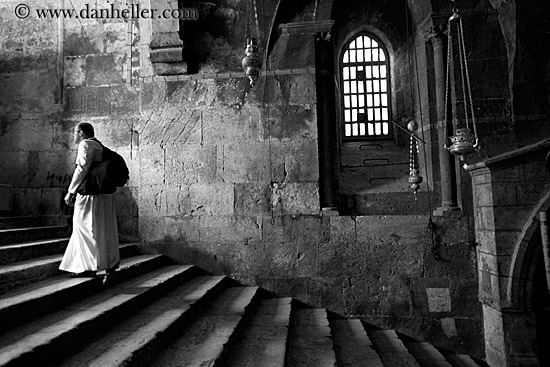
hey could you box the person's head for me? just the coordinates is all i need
[73,122,94,144]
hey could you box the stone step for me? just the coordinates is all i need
[405,341,454,367]
[285,308,337,367]
[0,264,202,367]
[338,191,438,216]
[331,319,384,367]
[147,286,265,367]
[226,297,293,367]
[57,275,232,367]
[0,216,43,230]
[0,238,70,265]
[367,329,423,367]
[0,252,173,331]
[0,226,70,246]
[0,215,68,230]
[445,354,488,367]
[0,243,142,295]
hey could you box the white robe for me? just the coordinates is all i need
[59,138,120,273]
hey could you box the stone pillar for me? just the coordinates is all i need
[147,0,186,75]
[315,32,338,213]
[428,26,459,213]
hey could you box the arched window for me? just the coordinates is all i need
[341,33,391,140]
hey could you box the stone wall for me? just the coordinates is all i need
[467,139,550,367]
[0,0,488,358]
[0,0,140,238]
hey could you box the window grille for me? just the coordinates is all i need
[341,34,391,139]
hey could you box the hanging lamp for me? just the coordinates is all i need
[241,0,262,87]
[242,38,261,87]
[444,5,479,161]
[407,120,423,198]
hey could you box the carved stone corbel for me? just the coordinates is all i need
[148,0,186,75]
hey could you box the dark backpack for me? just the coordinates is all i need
[77,142,129,195]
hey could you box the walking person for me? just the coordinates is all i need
[60,122,120,280]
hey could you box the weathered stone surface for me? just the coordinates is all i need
[150,48,184,63]
[234,183,271,215]
[189,183,234,216]
[153,62,187,76]
[164,143,217,185]
[272,182,319,215]
[139,145,164,185]
[64,57,87,88]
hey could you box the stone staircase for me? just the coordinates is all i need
[0,219,488,367]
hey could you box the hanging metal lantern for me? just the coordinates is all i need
[242,38,262,87]
[408,120,423,198]
[409,169,423,192]
[444,7,480,162]
[448,127,478,159]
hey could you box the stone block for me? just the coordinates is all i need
[0,70,58,115]
[493,206,531,231]
[494,230,521,257]
[37,188,65,215]
[220,142,273,183]
[473,182,493,207]
[139,216,166,242]
[153,62,187,76]
[475,207,495,231]
[209,242,251,277]
[103,22,128,53]
[491,182,517,206]
[318,241,354,278]
[202,105,258,143]
[495,254,513,280]
[64,57,87,88]
[150,47,184,63]
[476,229,497,254]
[284,140,319,182]
[139,145,164,185]
[273,182,319,215]
[248,238,299,278]
[65,86,113,115]
[164,215,200,242]
[287,74,317,105]
[342,276,384,316]
[27,150,75,188]
[189,183,234,215]
[115,186,138,216]
[478,251,499,279]
[262,216,285,244]
[471,171,491,185]
[426,287,452,312]
[516,182,549,205]
[165,185,191,216]
[141,106,202,146]
[198,215,261,244]
[283,215,325,244]
[294,241,318,277]
[164,143,217,185]
[482,305,506,365]
[86,54,124,86]
[234,183,271,215]
[256,277,311,304]
[117,216,139,243]
[491,166,524,183]
[0,151,28,187]
[138,184,167,217]
[150,29,182,46]
[523,160,549,182]
[328,216,356,244]
[307,276,346,313]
